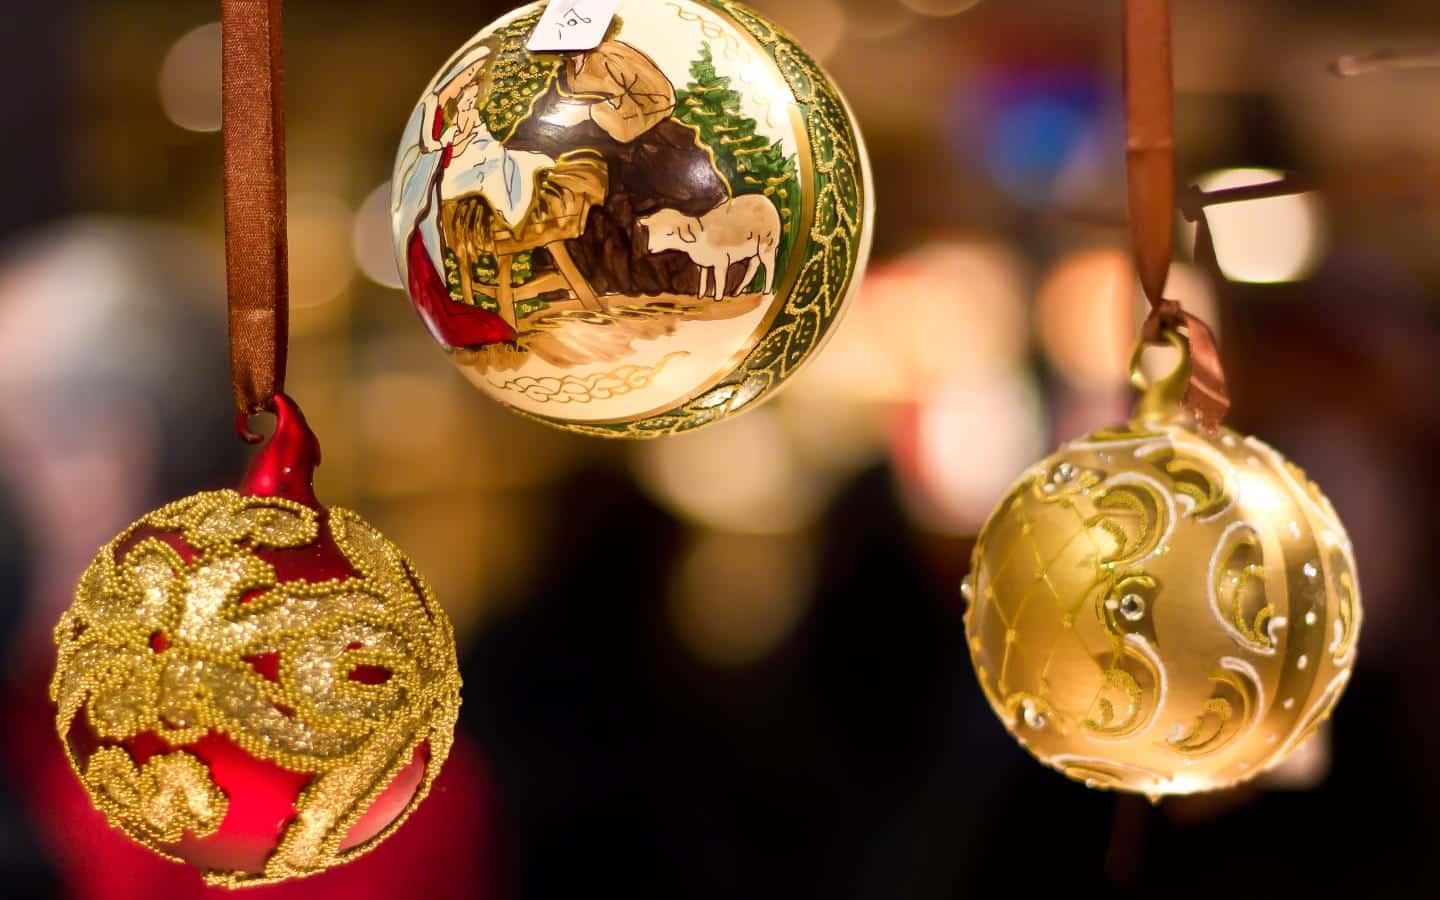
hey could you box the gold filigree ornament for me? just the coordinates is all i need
[51,396,462,886]
[963,330,1361,799]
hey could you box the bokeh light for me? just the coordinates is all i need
[633,407,827,535]
[771,384,889,482]
[9,0,1433,887]
[751,0,847,62]
[1136,262,1220,383]
[1259,730,1332,790]
[1039,252,1220,391]
[356,373,467,496]
[288,194,357,309]
[668,531,814,667]
[833,0,916,42]
[354,181,403,289]
[1036,248,1137,388]
[969,68,1110,207]
[893,370,1048,535]
[366,493,543,643]
[1192,168,1326,284]
[158,23,222,133]
[867,241,1030,386]
[806,240,1029,404]
[900,0,983,16]
[355,366,586,496]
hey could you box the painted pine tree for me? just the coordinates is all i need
[675,43,801,291]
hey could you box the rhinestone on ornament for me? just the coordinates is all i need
[1118,593,1146,621]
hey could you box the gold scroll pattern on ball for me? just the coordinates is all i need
[964,334,1360,799]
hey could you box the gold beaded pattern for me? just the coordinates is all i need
[51,490,462,887]
[84,746,229,845]
[477,8,558,142]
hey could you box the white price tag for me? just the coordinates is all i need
[526,0,621,53]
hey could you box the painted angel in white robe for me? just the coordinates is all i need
[419,52,556,230]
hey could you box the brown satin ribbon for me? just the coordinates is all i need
[222,0,288,437]
[1124,0,1229,429]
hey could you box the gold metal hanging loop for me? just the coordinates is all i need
[1129,328,1191,423]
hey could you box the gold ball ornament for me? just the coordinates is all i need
[963,334,1361,798]
[50,396,462,886]
[390,0,873,437]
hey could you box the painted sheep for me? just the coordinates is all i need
[638,194,781,299]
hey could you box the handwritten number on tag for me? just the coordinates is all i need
[557,8,593,41]
[527,0,619,52]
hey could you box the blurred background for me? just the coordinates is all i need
[1,0,1438,897]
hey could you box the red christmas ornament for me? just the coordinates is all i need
[51,395,462,886]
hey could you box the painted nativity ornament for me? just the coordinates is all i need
[391,0,873,437]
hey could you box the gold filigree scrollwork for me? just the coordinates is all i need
[1082,668,1144,737]
[1077,565,1165,742]
[51,490,462,887]
[1165,457,1229,519]
[1328,548,1361,666]
[1134,444,1232,520]
[1165,658,1261,757]
[1208,521,1278,653]
[1082,635,1163,741]
[489,351,689,404]
[1087,474,1173,567]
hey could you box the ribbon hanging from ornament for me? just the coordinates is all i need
[222,0,289,439]
[1123,0,1229,430]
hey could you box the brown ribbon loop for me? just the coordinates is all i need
[222,0,288,434]
[1140,298,1229,429]
[1174,186,1232,429]
[1123,0,1174,307]
[1124,0,1229,430]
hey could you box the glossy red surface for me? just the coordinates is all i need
[166,732,315,874]
[238,393,322,508]
[337,744,429,852]
[404,227,517,349]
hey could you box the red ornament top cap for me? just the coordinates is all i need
[237,394,322,508]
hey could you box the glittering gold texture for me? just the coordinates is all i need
[84,747,229,845]
[51,490,462,886]
[964,338,1361,799]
